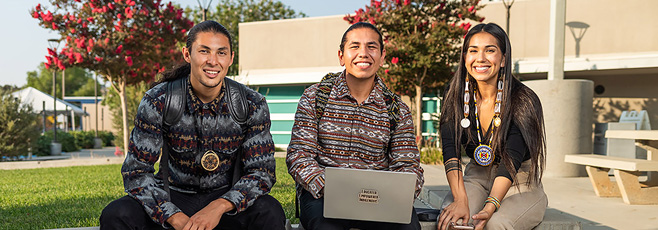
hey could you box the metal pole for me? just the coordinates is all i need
[42,101,46,134]
[548,0,566,81]
[52,69,57,142]
[101,107,104,131]
[62,69,66,101]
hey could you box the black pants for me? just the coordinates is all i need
[100,189,286,230]
[299,190,421,230]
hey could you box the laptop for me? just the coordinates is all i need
[323,167,417,224]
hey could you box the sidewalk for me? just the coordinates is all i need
[419,163,658,230]
[0,147,123,170]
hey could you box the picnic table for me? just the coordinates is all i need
[565,130,658,204]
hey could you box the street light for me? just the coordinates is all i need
[197,0,213,21]
[48,38,61,155]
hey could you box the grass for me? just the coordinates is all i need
[0,158,297,229]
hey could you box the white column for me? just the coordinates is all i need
[548,0,566,81]
[71,110,76,131]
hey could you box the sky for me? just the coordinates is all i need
[0,0,369,87]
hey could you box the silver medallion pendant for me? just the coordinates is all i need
[460,118,471,128]
[474,144,494,166]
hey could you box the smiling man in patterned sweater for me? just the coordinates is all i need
[99,21,285,230]
[286,22,424,230]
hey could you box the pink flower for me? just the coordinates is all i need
[32,11,40,19]
[385,69,390,74]
[468,6,475,13]
[43,11,53,22]
[36,4,41,11]
[115,44,123,54]
[391,57,399,64]
[404,0,410,6]
[95,56,103,62]
[74,53,83,63]
[47,48,57,57]
[125,56,133,66]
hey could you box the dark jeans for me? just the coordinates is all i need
[299,190,421,230]
[100,188,285,230]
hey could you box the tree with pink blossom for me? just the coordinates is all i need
[345,0,483,141]
[31,0,193,153]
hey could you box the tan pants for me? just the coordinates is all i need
[441,160,548,230]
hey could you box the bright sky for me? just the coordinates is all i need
[0,0,368,87]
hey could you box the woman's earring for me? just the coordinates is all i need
[461,77,471,128]
[493,74,503,127]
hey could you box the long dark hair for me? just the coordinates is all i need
[154,20,233,86]
[440,23,546,186]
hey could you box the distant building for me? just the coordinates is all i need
[64,96,114,133]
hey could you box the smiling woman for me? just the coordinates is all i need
[438,23,548,230]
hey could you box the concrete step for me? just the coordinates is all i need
[417,187,582,230]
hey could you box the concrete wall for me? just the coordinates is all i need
[239,15,350,71]
[478,0,658,128]
[479,0,658,58]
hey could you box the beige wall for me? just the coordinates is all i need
[479,0,658,58]
[239,15,350,71]
[81,103,115,133]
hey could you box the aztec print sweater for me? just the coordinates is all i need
[286,72,424,199]
[121,77,276,228]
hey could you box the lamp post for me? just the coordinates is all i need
[502,0,515,35]
[48,38,62,155]
[197,0,213,21]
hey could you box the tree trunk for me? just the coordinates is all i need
[118,81,129,156]
[414,84,423,146]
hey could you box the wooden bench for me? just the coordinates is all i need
[564,154,658,204]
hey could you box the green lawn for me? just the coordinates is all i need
[0,158,297,229]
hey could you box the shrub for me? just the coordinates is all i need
[33,135,52,156]
[41,131,79,153]
[420,147,443,165]
[71,131,95,149]
[0,93,41,158]
[98,131,115,146]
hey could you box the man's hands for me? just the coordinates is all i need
[167,212,190,230]
[167,198,236,230]
[437,199,470,230]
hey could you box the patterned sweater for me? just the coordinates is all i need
[121,77,276,228]
[286,72,424,199]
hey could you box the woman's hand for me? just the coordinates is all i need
[437,199,470,230]
[471,205,495,230]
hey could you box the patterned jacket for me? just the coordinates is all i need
[121,77,276,228]
[286,72,424,199]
